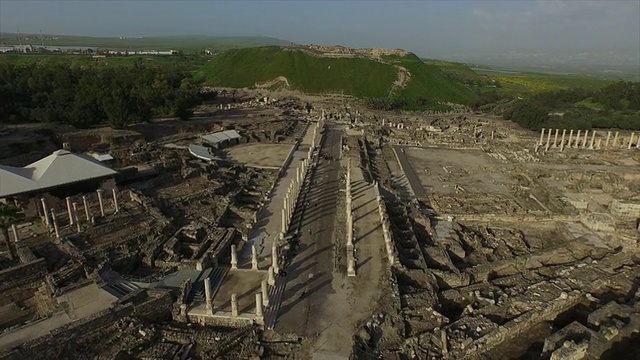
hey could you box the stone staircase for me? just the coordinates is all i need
[187,266,230,305]
[264,275,288,330]
[103,280,141,299]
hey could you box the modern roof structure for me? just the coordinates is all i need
[201,130,241,146]
[188,144,222,162]
[0,149,118,197]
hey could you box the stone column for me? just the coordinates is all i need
[261,279,270,307]
[575,130,581,148]
[272,243,280,274]
[112,189,119,213]
[606,131,612,148]
[11,224,19,243]
[50,210,60,238]
[82,195,90,221]
[545,130,552,151]
[96,190,105,217]
[268,266,276,286]
[553,129,559,148]
[347,257,356,277]
[251,245,259,270]
[346,160,353,248]
[560,129,567,151]
[72,203,81,233]
[597,139,602,150]
[255,293,264,324]
[582,130,589,149]
[66,197,74,225]
[230,244,238,269]
[589,131,597,149]
[539,128,546,145]
[568,129,574,148]
[613,132,619,147]
[629,133,635,149]
[281,207,287,232]
[231,293,238,317]
[204,277,212,313]
[40,198,50,227]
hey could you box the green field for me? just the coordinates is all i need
[472,68,615,93]
[0,34,291,52]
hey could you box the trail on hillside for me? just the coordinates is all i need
[388,65,411,97]
[254,76,291,89]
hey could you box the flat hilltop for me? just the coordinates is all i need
[194,45,476,109]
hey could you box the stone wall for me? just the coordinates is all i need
[187,313,253,328]
[133,289,173,323]
[610,199,640,218]
[0,259,47,308]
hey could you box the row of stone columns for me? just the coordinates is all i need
[538,128,640,152]
[39,189,119,238]
[202,277,268,324]
[374,182,395,265]
[346,159,356,277]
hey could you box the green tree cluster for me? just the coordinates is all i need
[501,81,640,130]
[0,61,203,129]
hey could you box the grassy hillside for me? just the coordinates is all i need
[195,46,398,98]
[425,61,485,84]
[195,46,476,108]
[0,34,291,52]
[383,54,476,108]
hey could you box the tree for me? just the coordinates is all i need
[0,203,21,261]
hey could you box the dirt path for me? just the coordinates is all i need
[388,65,410,97]
[254,76,290,89]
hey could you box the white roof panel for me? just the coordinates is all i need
[222,130,241,139]
[0,149,117,197]
[0,165,37,197]
[201,130,241,145]
[188,144,222,161]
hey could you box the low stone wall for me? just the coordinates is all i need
[187,313,253,328]
[0,259,47,293]
[278,138,301,178]
[133,289,173,322]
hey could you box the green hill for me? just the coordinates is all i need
[425,60,485,84]
[194,46,476,109]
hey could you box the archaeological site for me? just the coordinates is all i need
[0,86,639,360]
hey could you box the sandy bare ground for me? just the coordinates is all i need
[225,143,293,168]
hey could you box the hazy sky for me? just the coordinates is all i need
[1,0,639,58]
